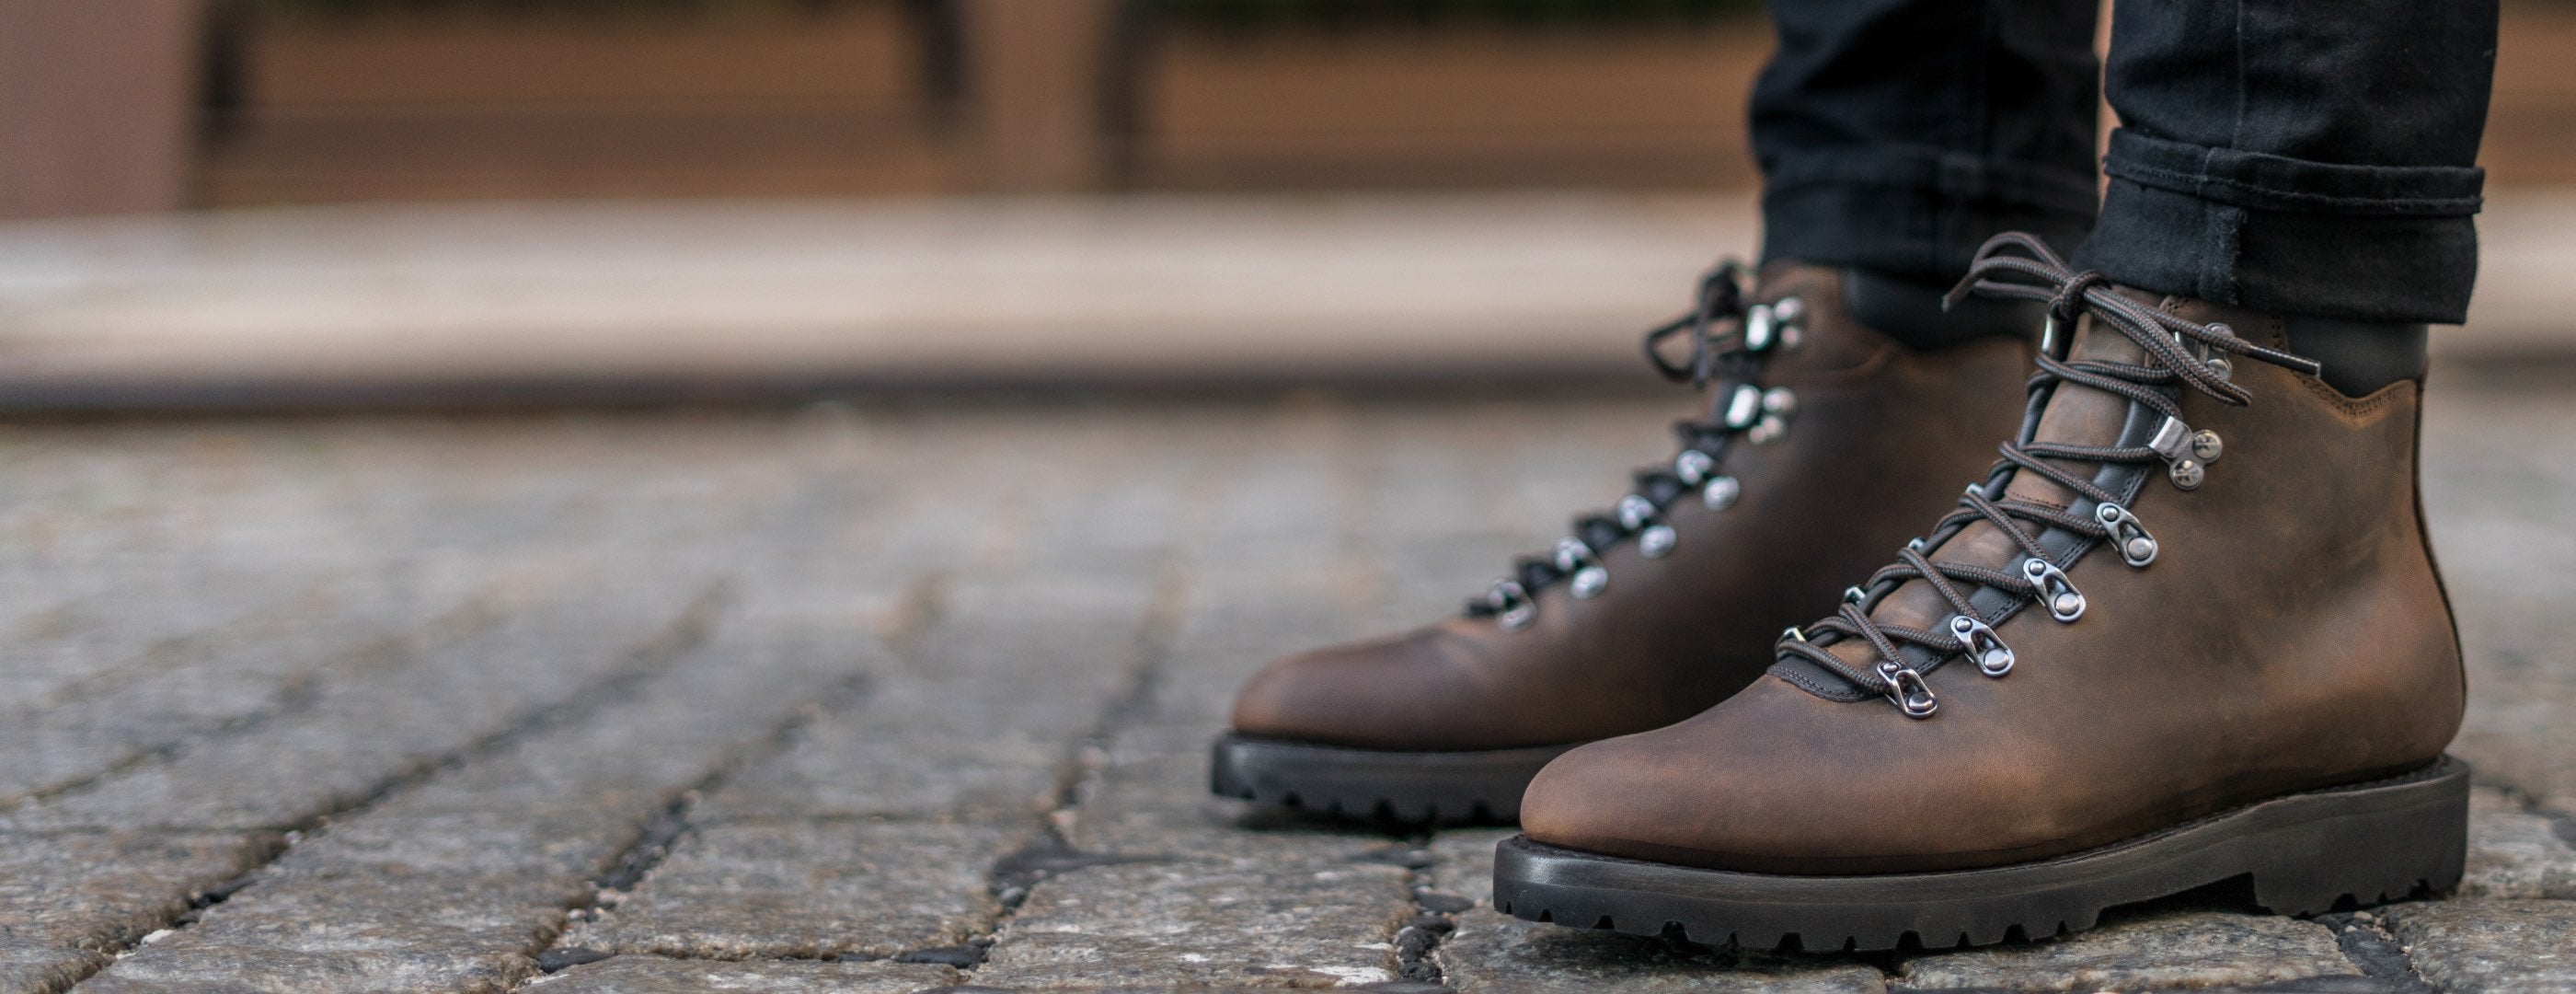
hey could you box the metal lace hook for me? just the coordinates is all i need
[1880,662,1938,718]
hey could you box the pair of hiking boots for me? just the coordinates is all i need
[1210,235,2468,952]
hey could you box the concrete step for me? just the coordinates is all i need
[0,191,2566,409]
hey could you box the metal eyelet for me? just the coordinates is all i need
[2207,355,2234,381]
[1842,585,1866,606]
[1488,580,1535,631]
[1746,387,1796,445]
[1613,494,1677,560]
[1948,613,2014,676]
[2096,502,2157,567]
[1781,625,1807,643]
[1554,538,1608,599]
[1673,449,1716,486]
[1702,475,1741,510]
[1723,384,1763,429]
[2148,416,2208,491]
[1880,662,1938,718]
[1905,537,1927,552]
[1615,494,1657,531]
[2023,557,2086,622]
[2191,430,2224,463]
[1772,296,1806,350]
[1744,303,1778,352]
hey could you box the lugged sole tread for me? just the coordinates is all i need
[1494,757,2471,952]
[1208,732,1578,826]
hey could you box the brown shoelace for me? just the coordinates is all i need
[1778,233,2321,717]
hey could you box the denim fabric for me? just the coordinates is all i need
[1752,0,2103,287]
[1755,0,2499,323]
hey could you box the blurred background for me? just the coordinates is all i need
[12,9,2576,988]
[2,0,2572,403]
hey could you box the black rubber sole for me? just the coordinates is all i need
[1208,732,1578,824]
[1494,756,2469,952]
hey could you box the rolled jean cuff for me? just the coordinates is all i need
[2074,129,2485,323]
[1760,148,2099,286]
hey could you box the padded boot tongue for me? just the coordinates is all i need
[2001,313,2153,508]
[1804,305,2162,681]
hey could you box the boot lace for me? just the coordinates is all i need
[1777,233,2321,717]
[1464,261,1802,630]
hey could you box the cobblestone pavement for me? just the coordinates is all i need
[2,379,2572,993]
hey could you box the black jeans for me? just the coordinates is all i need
[1754,0,2497,324]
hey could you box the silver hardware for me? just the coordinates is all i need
[1673,449,1716,485]
[1613,491,1677,557]
[1724,385,1764,429]
[1965,481,1986,499]
[1781,625,1807,643]
[1842,585,1866,605]
[2148,416,2208,491]
[1772,296,1806,349]
[1616,494,1658,532]
[2023,557,2086,621]
[2041,314,2064,355]
[2173,322,2237,382]
[1744,303,1778,352]
[1880,662,1938,718]
[2191,429,2224,463]
[1740,387,1794,445]
[1639,524,1677,559]
[1702,475,1741,510]
[1489,580,1535,631]
[1906,537,1927,552]
[1554,538,1609,599]
[2096,502,2157,567]
[1949,613,2014,676]
[2148,416,2191,460]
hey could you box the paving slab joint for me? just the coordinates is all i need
[538,666,878,972]
[0,574,528,816]
[1387,838,1460,987]
[2315,910,2440,994]
[0,681,325,815]
[951,564,1192,976]
[21,582,735,994]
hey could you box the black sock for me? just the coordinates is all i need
[2285,318,2430,397]
[1841,268,2043,351]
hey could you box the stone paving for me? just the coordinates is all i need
[1,380,2572,993]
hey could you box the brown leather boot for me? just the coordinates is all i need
[1211,262,2039,822]
[1499,234,2468,950]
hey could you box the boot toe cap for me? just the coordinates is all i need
[1519,730,1754,865]
[1228,629,1469,749]
[1518,684,2080,874]
[1519,687,1916,872]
